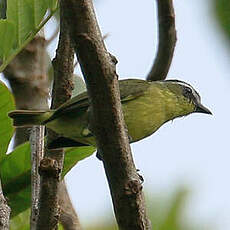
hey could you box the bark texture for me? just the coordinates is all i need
[0,182,10,230]
[61,0,151,229]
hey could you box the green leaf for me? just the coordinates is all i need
[72,75,87,98]
[0,80,15,155]
[215,0,230,40]
[58,223,64,230]
[0,0,58,72]
[158,189,187,230]
[47,0,58,11]
[63,146,96,176]
[0,142,95,217]
[7,0,47,46]
[24,0,47,28]
[7,0,30,46]
[10,208,30,230]
[0,20,15,60]
[0,143,31,216]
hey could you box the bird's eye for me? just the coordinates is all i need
[184,87,192,95]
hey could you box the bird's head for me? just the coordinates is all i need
[161,80,212,118]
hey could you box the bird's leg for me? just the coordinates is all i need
[87,106,104,161]
[86,106,94,135]
[128,135,133,143]
[136,169,144,184]
[96,150,103,161]
[123,120,132,143]
[109,53,118,65]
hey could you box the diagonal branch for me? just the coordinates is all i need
[61,0,151,229]
[147,0,177,81]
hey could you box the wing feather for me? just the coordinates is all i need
[45,79,150,123]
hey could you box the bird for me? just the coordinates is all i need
[8,79,212,149]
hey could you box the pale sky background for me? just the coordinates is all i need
[47,0,229,229]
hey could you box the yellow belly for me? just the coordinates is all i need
[122,89,166,142]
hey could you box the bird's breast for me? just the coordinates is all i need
[122,88,167,142]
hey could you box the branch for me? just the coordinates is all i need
[0,181,10,230]
[73,33,109,68]
[58,181,82,230]
[46,26,59,45]
[36,3,76,229]
[62,0,151,229]
[30,126,45,229]
[147,0,177,81]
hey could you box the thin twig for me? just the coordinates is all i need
[58,181,82,230]
[36,1,76,229]
[62,0,151,229]
[147,0,177,81]
[46,26,60,46]
[30,126,45,230]
[0,181,10,230]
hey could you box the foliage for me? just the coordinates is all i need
[9,188,215,230]
[0,80,95,218]
[10,208,30,230]
[10,205,68,230]
[85,188,213,230]
[214,0,230,41]
[0,0,59,72]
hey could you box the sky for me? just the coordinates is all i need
[42,0,230,229]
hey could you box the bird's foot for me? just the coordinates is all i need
[137,169,144,184]
[96,150,103,161]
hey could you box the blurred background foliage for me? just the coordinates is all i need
[10,188,214,229]
[214,0,230,42]
[83,188,213,230]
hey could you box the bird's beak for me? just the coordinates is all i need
[195,103,212,115]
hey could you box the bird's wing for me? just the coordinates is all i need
[119,79,150,102]
[44,79,150,123]
[44,91,89,123]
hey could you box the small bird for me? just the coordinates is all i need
[8,79,212,149]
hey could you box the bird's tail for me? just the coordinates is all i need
[8,110,53,127]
